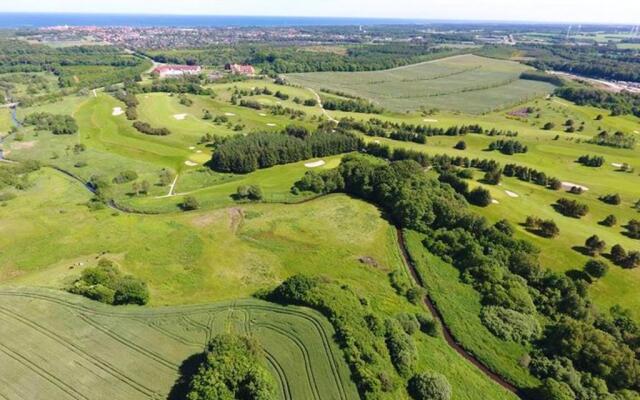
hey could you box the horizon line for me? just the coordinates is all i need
[0,11,637,27]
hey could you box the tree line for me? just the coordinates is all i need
[210,126,362,173]
[23,112,78,135]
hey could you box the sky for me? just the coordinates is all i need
[1,0,639,25]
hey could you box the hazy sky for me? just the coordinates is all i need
[2,0,640,24]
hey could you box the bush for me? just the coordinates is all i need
[415,313,439,337]
[454,140,466,150]
[480,306,542,343]
[467,186,492,207]
[385,319,417,377]
[396,313,420,335]
[23,112,78,135]
[626,219,640,239]
[584,260,608,279]
[408,372,452,400]
[235,185,263,201]
[112,170,138,184]
[133,121,171,136]
[555,198,589,218]
[601,214,617,227]
[68,259,149,305]
[600,193,621,205]
[181,195,200,211]
[577,155,605,167]
[585,235,606,256]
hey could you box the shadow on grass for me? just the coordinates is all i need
[167,352,206,400]
[565,269,592,284]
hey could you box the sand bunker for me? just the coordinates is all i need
[612,162,624,168]
[188,146,195,150]
[562,182,589,191]
[184,161,198,167]
[423,119,438,123]
[259,113,267,117]
[374,140,381,144]
[266,123,277,127]
[492,199,500,204]
[305,160,326,168]
[173,114,188,120]
[112,107,124,116]
[225,112,236,116]
[505,190,519,198]
[196,150,203,154]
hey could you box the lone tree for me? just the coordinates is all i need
[408,372,452,400]
[467,187,492,207]
[585,235,606,256]
[181,196,200,211]
[454,140,467,150]
[585,259,608,279]
[601,214,617,227]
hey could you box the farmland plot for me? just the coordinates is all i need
[0,287,358,400]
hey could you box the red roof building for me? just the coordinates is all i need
[227,64,256,76]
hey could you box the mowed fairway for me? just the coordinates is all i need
[0,287,357,400]
[286,54,555,113]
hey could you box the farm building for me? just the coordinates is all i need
[226,64,256,76]
[153,65,202,78]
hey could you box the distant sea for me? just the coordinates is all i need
[0,13,429,28]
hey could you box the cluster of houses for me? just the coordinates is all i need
[152,63,256,79]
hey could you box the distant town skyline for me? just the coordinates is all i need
[1,0,639,25]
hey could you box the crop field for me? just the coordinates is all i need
[286,54,555,113]
[0,287,357,400]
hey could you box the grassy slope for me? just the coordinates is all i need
[286,54,555,113]
[404,230,538,389]
[0,287,357,400]
[0,169,516,400]
[0,108,11,133]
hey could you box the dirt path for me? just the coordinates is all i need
[306,88,338,123]
[395,228,526,399]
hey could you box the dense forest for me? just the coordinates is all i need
[209,126,362,173]
[523,45,640,83]
[0,40,150,90]
[146,43,464,74]
[292,153,640,400]
[555,86,640,117]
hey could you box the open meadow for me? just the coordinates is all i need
[286,54,555,113]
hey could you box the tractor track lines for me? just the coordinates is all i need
[0,306,159,399]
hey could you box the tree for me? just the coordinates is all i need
[114,276,149,305]
[626,220,640,239]
[585,259,608,279]
[408,372,452,400]
[585,235,606,256]
[601,214,617,227]
[540,220,560,238]
[181,196,200,211]
[159,169,175,186]
[538,378,575,400]
[611,244,627,265]
[467,187,492,207]
[454,140,466,150]
[543,122,556,130]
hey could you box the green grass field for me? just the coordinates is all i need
[286,54,555,113]
[0,287,357,400]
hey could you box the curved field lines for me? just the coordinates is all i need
[0,287,358,400]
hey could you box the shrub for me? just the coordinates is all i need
[600,193,621,205]
[133,121,171,136]
[112,170,138,184]
[626,219,640,239]
[406,286,425,305]
[480,306,542,343]
[467,186,492,207]
[601,214,617,227]
[415,313,439,337]
[235,185,263,201]
[114,276,149,305]
[408,372,452,400]
[585,260,608,279]
[543,122,556,130]
[454,140,466,150]
[396,313,420,335]
[585,235,606,256]
[68,259,148,305]
[385,318,417,377]
[23,112,78,135]
[488,139,528,155]
[181,195,200,211]
[555,198,589,218]
[577,155,605,167]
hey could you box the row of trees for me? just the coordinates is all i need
[321,97,384,114]
[132,121,171,136]
[589,130,636,149]
[555,86,640,118]
[488,139,528,155]
[210,127,362,173]
[577,154,605,167]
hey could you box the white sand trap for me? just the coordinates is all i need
[505,190,519,198]
[492,199,500,204]
[188,146,195,150]
[634,130,639,134]
[259,113,267,116]
[225,112,235,116]
[184,161,198,167]
[173,114,188,120]
[562,181,589,191]
[112,107,124,116]
[374,140,381,144]
[266,123,277,127]
[305,160,326,168]
[423,119,438,123]
[612,162,624,168]
[196,150,203,154]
